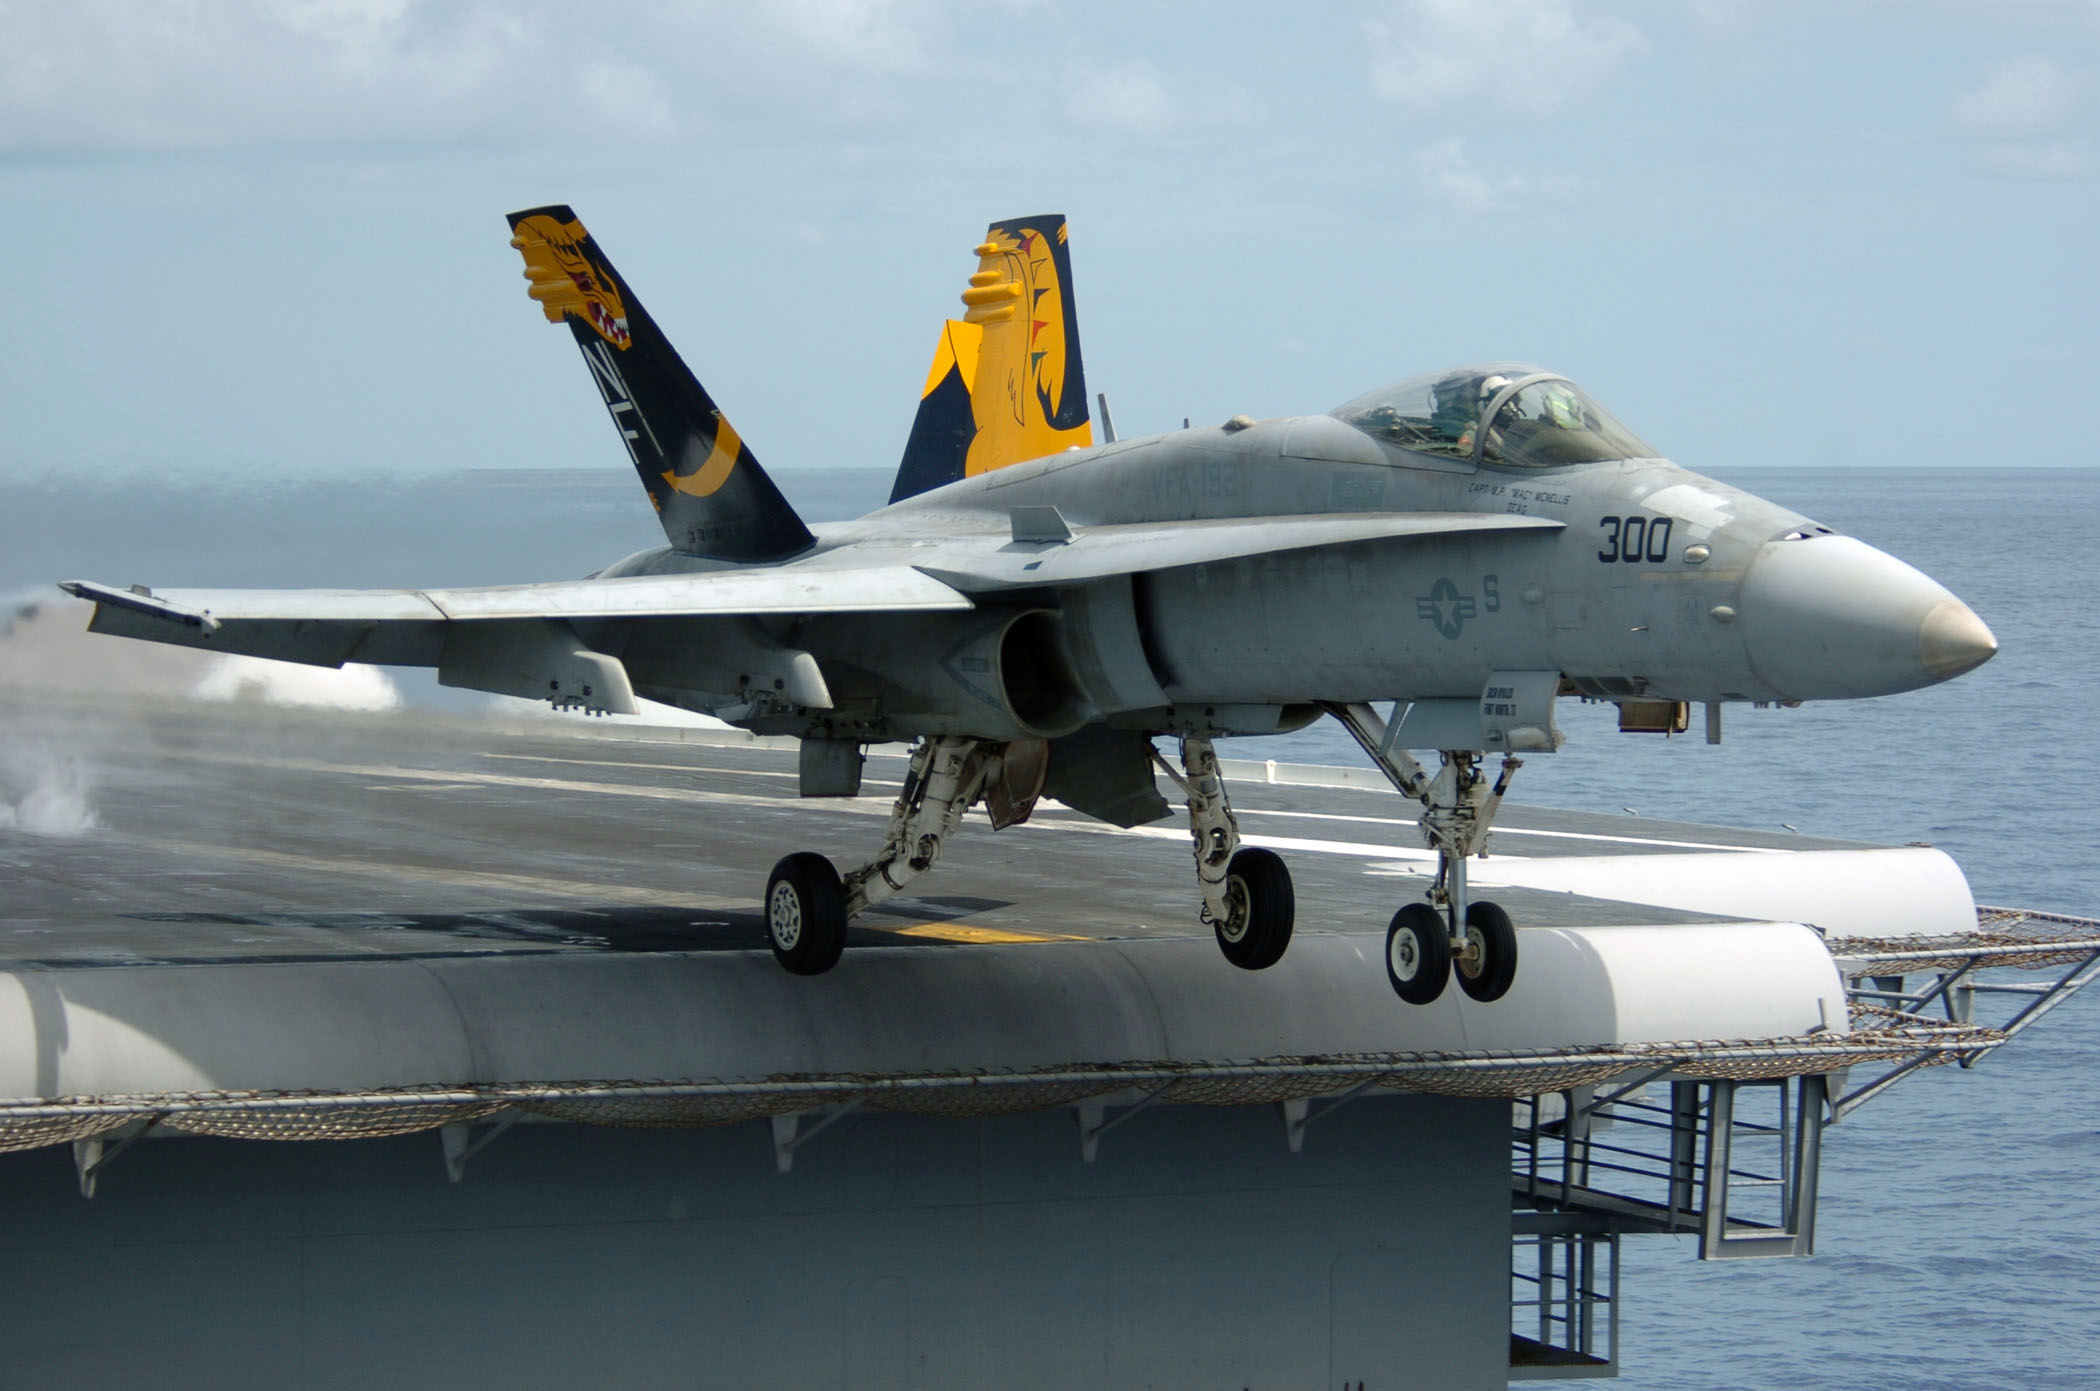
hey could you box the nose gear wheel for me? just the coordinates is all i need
[1386,903,1450,1005]
[1456,899,1518,1002]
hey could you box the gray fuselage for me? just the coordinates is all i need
[594,406,1992,741]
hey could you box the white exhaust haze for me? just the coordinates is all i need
[0,750,99,838]
[190,654,403,711]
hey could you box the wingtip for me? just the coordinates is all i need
[56,580,219,632]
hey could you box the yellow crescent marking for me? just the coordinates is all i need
[661,418,741,497]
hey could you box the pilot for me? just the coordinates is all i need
[1445,373,1510,455]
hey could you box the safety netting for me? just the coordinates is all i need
[1827,906,2100,975]
[0,1001,1997,1155]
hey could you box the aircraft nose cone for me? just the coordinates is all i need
[1919,599,1998,680]
[1739,536,1995,700]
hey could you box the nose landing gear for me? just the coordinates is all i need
[1328,702,1522,1005]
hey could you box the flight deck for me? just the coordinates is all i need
[3,691,2095,1388]
[6,692,1861,969]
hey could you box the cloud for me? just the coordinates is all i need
[758,0,934,75]
[1950,55,2084,136]
[1948,56,2091,180]
[1970,140,2091,180]
[1066,60,1173,131]
[1366,0,1645,115]
[1414,137,1581,213]
[578,59,678,138]
[0,0,946,152]
[1688,0,1757,37]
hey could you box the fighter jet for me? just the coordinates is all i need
[62,206,1998,1005]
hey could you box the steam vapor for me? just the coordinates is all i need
[0,752,99,839]
[191,655,402,712]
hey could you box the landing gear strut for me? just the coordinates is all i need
[764,735,1044,975]
[1152,735,1295,970]
[1326,702,1521,1005]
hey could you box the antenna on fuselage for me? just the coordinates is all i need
[1096,392,1118,444]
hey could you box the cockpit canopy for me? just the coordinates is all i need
[1332,363,1655,469]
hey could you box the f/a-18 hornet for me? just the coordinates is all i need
[63,207,1998,1004]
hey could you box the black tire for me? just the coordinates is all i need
[1386,902,1450,1005]
[1455,900,1518,1003]
[1214,847,1295,970]
[766,852,847,976]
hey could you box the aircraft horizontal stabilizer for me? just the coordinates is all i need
[916,512,1564,592]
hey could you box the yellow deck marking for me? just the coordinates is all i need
[886,921,1078,944]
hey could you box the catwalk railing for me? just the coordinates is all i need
[1502,905,2100,1376]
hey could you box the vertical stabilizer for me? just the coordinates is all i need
[889,215,1092,503]
[508,205,814,561]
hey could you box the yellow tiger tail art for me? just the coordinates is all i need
[506,206,812,561]
[889,216,1093,503]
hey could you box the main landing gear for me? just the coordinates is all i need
[1326,702,1522,1005]
[1150,735,1295,970]
[763,732,1297,977]
[765,735,1046,975]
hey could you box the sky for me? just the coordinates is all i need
[3,0,2097,487]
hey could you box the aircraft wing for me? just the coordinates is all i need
[58,566,975,699]
[916,511,1564,591]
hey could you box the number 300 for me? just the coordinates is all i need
[1597,514,1673,564]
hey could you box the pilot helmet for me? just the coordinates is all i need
[1477,374,1512,410]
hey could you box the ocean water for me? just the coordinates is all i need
[3,465,2096,1386]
